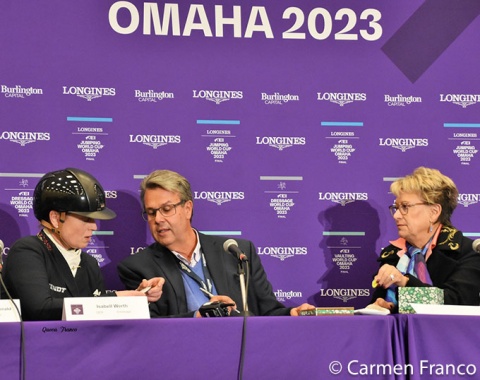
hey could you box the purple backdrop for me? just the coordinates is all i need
[1,0,480,309]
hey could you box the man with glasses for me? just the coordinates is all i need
[117,169,313,317]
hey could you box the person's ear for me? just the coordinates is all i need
[184,200,193,221]
[49,210,60,228]
[430,204,442,222]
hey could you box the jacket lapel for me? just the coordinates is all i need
[151,243,189,313]
[38,231,80,296]
[428,227,462,285]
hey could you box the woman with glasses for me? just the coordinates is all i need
[370,166,480,312]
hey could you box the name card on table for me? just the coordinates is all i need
[62,296,150,321]
[0,299,22,322]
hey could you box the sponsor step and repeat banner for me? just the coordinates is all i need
[1,0,480,309]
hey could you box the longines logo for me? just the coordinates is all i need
[261,92,299,105]
[255,136,306,151]
[318,192,368,206]
[0,131,50,146]
[379,138,428,152]
[318,288,370,302]
[457,193,480,207]
[274,290,303,302]
[317,92,366,106]
[194,191,245,205]
[453,133,477,139]
[1,85,43,98]
[384,94,422,107]
[134,89,174,102]
[257,246,307,261]
[62,86,116,101]
[192,90,243,104]
[440,93,480,108]
[78,127,104,133]
[129,134,181,149]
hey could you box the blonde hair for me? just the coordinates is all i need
[390,167,458,226]
[140,170,193,205]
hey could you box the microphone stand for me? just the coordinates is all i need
[233,256,252,380]
[234,257,254,317]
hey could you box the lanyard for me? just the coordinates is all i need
[174,252,215,297]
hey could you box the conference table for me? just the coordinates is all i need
[1,314,479,380]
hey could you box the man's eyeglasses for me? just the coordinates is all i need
[389,202,428,216]
[142,200,186,221]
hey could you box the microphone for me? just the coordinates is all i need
[223,239,248,262]
[223,238,252,317]
[473,239,480,253]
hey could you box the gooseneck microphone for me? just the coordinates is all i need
[223,239,248,262]
[473,239,480,253]
[222,238,251,314]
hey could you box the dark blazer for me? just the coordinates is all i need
[371,226,480,306]
[2,230,112,321]
[117,233,291,317]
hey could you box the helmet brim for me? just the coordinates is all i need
[69,207,117,220]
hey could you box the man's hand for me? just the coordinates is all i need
[136,277,165,302]
[290,303,316,316]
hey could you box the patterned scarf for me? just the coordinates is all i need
[385,238,434,305]
[405,243,433,284]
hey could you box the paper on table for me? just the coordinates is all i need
[411,304,480,316]
[354,304,391,315]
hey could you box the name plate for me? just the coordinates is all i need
[62,296,150,321]
[0,299,22,322]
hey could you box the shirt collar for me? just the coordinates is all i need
[43,228,82,275]
[171,229,202,267]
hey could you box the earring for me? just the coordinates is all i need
[429,222,433,233]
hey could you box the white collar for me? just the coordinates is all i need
[171,229,202,267]
[43,229,82,276]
